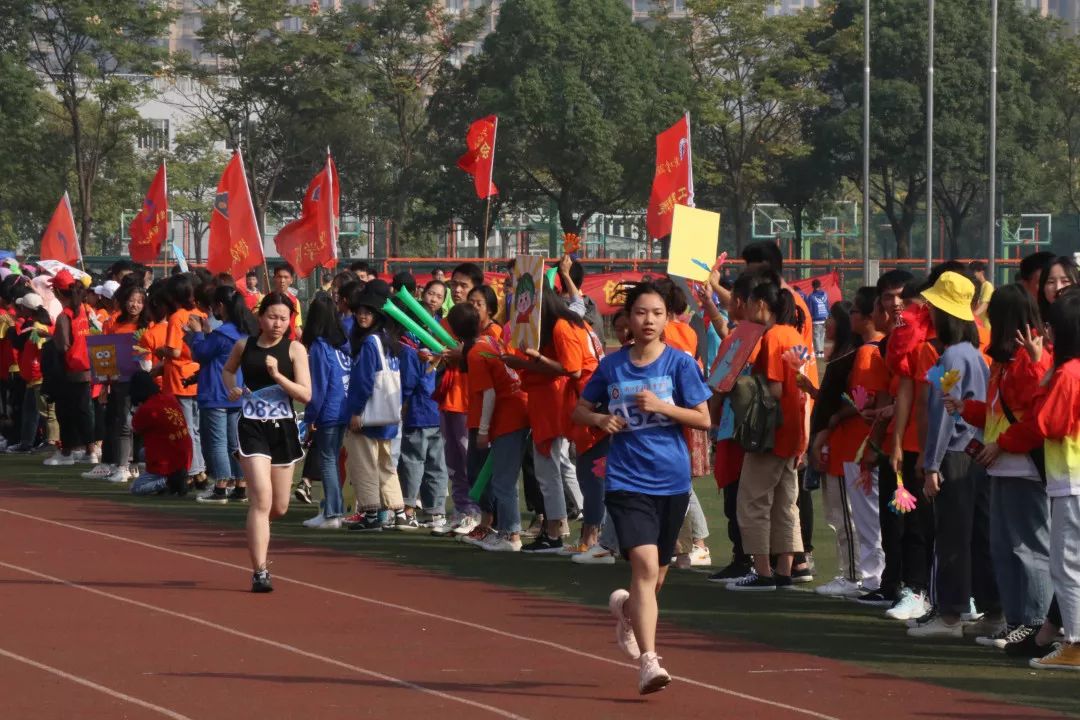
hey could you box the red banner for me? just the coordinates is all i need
[129,163,169,263]
[789,271,843,307]
[207,151,265,279]
[40,192,81,266]
[646,114,693,240]
[274,154,339,278]
[456,116,499,200]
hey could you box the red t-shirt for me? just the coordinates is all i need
[131,393,192,476]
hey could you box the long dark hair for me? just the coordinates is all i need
[749,275,800,329]
[113,283,149,329]
[829,300,857,359]
[987,283,1040,365]
[214,286,258,336]
[302,294,346,349]
[345,292,399,358]
[932,307,979,347]
[1049,286,1080,368]
[166,273,195,311]
[447,302,480,372]
[539,277,583,350]
[1038,256,1080,327]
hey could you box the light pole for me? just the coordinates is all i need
[863,0,871,284]
[926,0,935,273]
[988,0,999,281]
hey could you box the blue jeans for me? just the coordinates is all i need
[200,407,239,482]
[576,438,609,527]
[179,397,206,476]
[990,474,1052,626]
[490,429,528,534]
[315,424,345,518]
[398,427,448,513]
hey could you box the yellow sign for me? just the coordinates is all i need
[668,205,721,282]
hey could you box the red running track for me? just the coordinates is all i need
[0,483,1066,720]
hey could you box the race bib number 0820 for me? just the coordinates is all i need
[242,386,294,421]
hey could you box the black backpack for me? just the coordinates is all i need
[729,374,782,453]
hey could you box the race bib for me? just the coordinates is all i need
[242,385,294,421]
[607,376,675,432]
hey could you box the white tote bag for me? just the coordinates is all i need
[360,334,401,427]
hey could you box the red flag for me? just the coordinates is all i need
[456,115,498,199]
[274,153,340,278]
[646,113,694,240]
[129,162,169,263]
[40,192,81,266]
[207,151,265,279]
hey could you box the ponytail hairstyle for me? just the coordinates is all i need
[830,300,857,358]
[214,285,259,336]
[654,277,689,316]
[446,301,480,372]
[749,279,799,328]
[539,275,583,350]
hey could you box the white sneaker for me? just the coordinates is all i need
[75,450,97,464]
[885,588,929,621]
[311,516,342,530]
[572,544,617,565]
[481,533,521,552]
[976,623,1018,648]
[907,614,963,638]
[961,597,983,623]
[428,515,450,534]
[687,545,712,566]
[609,589,640,660]
[81,463,115,480]
[815,577,862,598]
[302,512,326,528]
[44,452,74,466]
[964,615,1006,640]
[638,651,671,695]
[452,515,479,536]
[105,467,130,483]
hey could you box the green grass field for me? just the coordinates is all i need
[3,455,1076,717]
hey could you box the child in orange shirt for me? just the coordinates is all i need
[158,274,207,482]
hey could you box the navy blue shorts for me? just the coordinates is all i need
[605,490,690,566]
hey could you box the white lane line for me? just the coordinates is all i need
[748,668,826,674]
[0,560,527,720]
[0,646,194,720]
[0,506,840,720]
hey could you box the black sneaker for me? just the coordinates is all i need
[729,573,777,592]
[348,514,383,532]
[521,534,563,554]
[251,569,273,593]
[707,561,753,583]
[1005,629,1055,658]
[791,566,814,584]
[774,574,794,589]
[294,482,312,505]
[228,487,248,503]
[855,589,895,607]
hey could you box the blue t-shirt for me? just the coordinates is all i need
[581,345,712,496]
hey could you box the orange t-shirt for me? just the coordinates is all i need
[463,323,507,428]
[439,316,469,414]
[754,323,808,458]
[105,317,140,335]
[555,321,606,451]
[466,337,528,439]
[791,290,819,388]
[163,308,206,397]
[665,320,699,362]
[828,342,889,476]
[521,319,575,449]
[139,321,167,389]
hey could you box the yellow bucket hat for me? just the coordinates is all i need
[921,270,975,321]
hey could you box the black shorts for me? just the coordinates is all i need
[605,490,691,567]
[238,417,304,467]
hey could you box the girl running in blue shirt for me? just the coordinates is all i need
[572,281,712,695]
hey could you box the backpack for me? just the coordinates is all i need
[728,374,781,453]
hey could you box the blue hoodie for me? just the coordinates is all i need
[398,343,438,430]
[187,321,244,409]
[346,331,402,440]
[306,337,352,428]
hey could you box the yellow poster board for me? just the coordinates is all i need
[668,205,721,282]
[510,254,545,351]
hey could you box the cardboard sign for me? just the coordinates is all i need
[707,322,766,393]
[510,255,545,351]
[86,333,137,383]
[172,243,189,273]
[668,205,721,282]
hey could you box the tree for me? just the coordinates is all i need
[451,0,689,240]
[162,127,228,263]
[680,0,828,251]
[22,0,176,252]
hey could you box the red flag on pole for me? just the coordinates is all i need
[207,150,265,278]
[129,162,169,263]
[456,115,499,199]
[40,192,81,266]
[274,153,340,278]
[646,113,694,240]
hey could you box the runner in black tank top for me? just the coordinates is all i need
[223,292,312,593]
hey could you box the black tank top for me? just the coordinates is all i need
[240,335,294,392]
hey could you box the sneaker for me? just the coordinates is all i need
[608,589,640,660]
[196,488,229,505]
[1006,630,1057,658]
[885,589,930,621]
[1030,642,1080,671]
[81,463,115,479]
[311,516,341,530]
[559,518,571,538]
[5,443,31,454]
[521,534,563,554]
[428,515,451,535]
[706,561,753,583]
[461,526,493,547]
[638,651,671,695]
[815,577,863,598]
[791,565,814,584]
[964,615,1006,640]
[78,450,98,464]
[855,589,896,607]
[688,545,712,566]
[44,452,74,466]
[394,514,420,531]
[481,533,522,552]
[774,574,794,589]
[907,614,963,638]
[347,514,383,532]
[294,482,312,504]
[191,472,209,491]
[522,514,544,538]
[558,541,591,557]
[105,467,130,484]
[302,512,326,528]
[728,573,777,592]
[907,606,939,629]
[961,597,983,623]
[251,569,273,593]
[452,515,479,537]
[571,544,617,565]
[227,486,247,503]
[977,623,1023,649]
[341,512,365,527]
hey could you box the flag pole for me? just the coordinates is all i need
[482,196,492,272]
[482,117,498,272]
